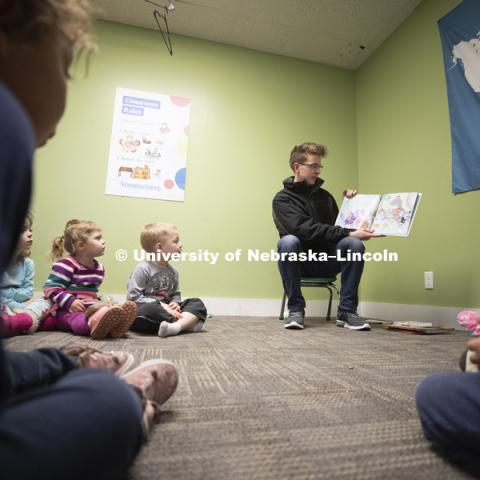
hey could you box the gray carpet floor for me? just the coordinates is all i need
[5,317,476,480]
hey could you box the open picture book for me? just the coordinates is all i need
[335,192,422,237]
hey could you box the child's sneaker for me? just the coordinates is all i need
[61,344,135,376]
[109,301,137,338]
[84,302,107,319]
[121,359,178,435]
[89,306,123,340]
[456,310,480,335]
[27,315,40,333]
[1,312,33,336]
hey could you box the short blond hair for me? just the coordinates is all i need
[0,0,95,49]
[50,219,101,261]
[140,223,177,253]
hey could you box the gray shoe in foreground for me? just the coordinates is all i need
[284,311,305,330]
[122,359,178,435]
[336,310,371,331]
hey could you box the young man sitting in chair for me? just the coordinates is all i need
[272,142,377,331]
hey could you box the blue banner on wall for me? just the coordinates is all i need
[438,0,480,193]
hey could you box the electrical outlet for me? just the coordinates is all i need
[424,271,434,289]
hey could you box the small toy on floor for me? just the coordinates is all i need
[456,310,480,335]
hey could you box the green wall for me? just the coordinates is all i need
[32,21,357,298]
[33,1,475,308]
[355,0,480,308]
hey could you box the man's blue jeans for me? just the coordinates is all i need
[277,235,365,314]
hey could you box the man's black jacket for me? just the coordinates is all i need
[272,176,350,252]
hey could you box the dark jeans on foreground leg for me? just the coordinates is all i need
[3,348,77,396]
[416,372,480,476]
[277,234,365,313]
[0,349,144,480]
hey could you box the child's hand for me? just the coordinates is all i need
[467,337,480,364]
[69,299,86,313]
[168,302,181,312]
[162,302,181,319]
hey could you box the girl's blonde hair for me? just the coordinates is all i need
[50,219,101,261]
[0,0,95,49]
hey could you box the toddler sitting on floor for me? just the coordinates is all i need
[0,213,51,335]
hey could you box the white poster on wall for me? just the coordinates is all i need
[105,87,191,201]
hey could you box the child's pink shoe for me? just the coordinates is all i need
[38,314,57,331]
[109,301,137,338]
[1,313,33,336]
[89,306,123,340]
[457,310,480,335]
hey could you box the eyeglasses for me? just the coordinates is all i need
[299,162,323,170]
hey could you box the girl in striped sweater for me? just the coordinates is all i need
[43,219,136,339]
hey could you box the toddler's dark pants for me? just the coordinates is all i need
[131,298,207,334]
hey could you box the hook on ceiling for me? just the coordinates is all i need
[144,0,175,55]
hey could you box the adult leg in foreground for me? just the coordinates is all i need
[0,369,144,480]
[416,372,480,476]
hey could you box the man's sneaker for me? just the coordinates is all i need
[121,359,178,435]
[284,311,305,330]
[61,345,135,376]
[336,310,371,331]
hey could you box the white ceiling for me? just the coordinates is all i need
[93,0,422,70]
